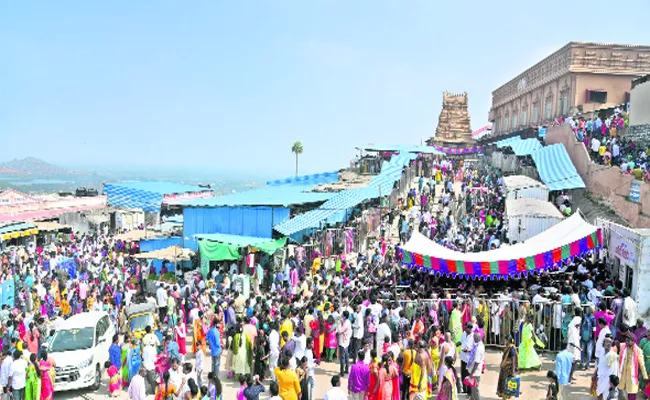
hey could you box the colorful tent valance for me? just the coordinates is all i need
[198,236,287,261]
[431,145,484,154]
[399,213,602,279]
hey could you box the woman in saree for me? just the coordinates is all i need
[436,356,457,400]
[324,315,338,362]
[231,325,252,377]
[309,313,322,364]
[496,334,518,399]
[121,336,131,387]
[449,303,463,351]
[105,360,121,396]
[430,328,442,391]
[367,349,380,400]
[518,314,541,370]
[193,311,206,354]
[174,318,188,358]
[38,351,55,400]
[374,353,398,400]
[128,339,143,381]
[25,353,41,400]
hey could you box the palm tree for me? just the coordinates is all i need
[291,141,304,177]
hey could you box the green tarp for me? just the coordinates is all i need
[198,237,287,262]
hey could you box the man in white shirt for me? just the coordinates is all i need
[594,317,611,360]
[7,351,27,400]
[622,289,637,328]
[141,344,157,395]
[337,311,352,375]
[0,351,12,390]
[375,315,391,356]
[469,333,485,400]
[156,284,168,321]
[323,375,347,400]
[351,304,364,362]
[128,367,147,400]
[269,325,280,381]
[459,323,475,394]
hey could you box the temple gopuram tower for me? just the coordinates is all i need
[429,91,475,147]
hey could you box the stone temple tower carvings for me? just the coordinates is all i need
[430,91,474,146]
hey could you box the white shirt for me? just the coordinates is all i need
[459,332,475,363]
[471,342,485,377]
[352,311,364,339]
[128,374,146,400]
[195,348,205,371]
[142,345,157,371]
[305,348,315,378]
[293,335,307,361]
[156,287,168,307]
[323,386,347,400]
[0,357,12,387]
[375,323,391,355]
[623,297,637,327]
[269,330,280,356]
[595,326,611,360]
[169,367,182,391]
[9,358,27,390]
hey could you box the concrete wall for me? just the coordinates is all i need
[59,209,110,234]
[574,73,635,113]
[637,236,650,318]
[630,79,650,126]
[546,125,650,228]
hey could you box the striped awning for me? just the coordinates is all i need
[531,144,585,191]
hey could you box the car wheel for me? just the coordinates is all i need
[91,365,101,390]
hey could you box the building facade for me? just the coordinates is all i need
[489,42,650,136]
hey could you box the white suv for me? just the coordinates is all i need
[48,311,115,392]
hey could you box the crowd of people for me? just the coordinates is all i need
[0,157,645,400]
[554,110,650,182]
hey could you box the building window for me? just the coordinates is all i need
[560,95,568,116]
[545,101,552,120]
[512,112,518,128]
[522,110,527,126]
[504,117,509,131]
[532,106,539,123]
[494,119,499,132]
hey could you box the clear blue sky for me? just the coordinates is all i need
[2,1,650,178]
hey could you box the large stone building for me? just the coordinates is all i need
[430,91,474,147]
[489,42,650,136]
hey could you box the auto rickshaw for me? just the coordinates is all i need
[126,303,159,339]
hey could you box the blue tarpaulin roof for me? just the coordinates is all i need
[496,137,542,156]
[180,185,334,207]
[274,153,417,235]
[193,232,271,245]
[531,144,586,191]
[103,181,210,212]
[0,222,35,235]
[266,171,339,186]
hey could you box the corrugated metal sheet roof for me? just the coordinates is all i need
[103,182,210,212]
[503,175,547,190]
[180,185,334,207]
[105,182,207,195]
[266,171,339,186]
[0,222,36,235]
[274,153,416,235]
[509,139,542,156]
[531,144,586,191]
[495,136,522,148]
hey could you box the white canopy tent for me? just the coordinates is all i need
[400,212,598,264]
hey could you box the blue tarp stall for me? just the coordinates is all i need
[180,172,338,249]
[510,139,543,156]
[363,144,445,155]
[531,144,586,191]
[275,153,417,238]
[1,279,14,307]
[140,237,184,273]
[495,136,522,148]
[103,182,210,212]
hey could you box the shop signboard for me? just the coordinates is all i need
[630,180,641,202]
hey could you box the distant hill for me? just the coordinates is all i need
[0,157,70,176]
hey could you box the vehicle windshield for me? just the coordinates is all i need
[49,327,94,352]
[130,313,155,332]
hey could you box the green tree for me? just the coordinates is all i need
[291,141,304,177]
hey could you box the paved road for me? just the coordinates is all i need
[56,348,593,400]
